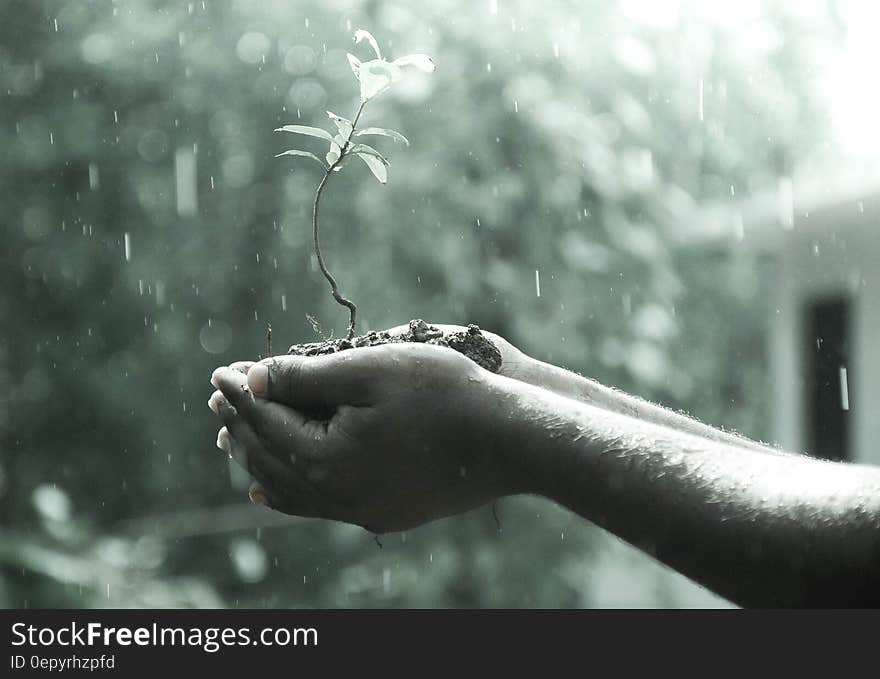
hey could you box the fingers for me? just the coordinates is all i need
[213,397,319,515]
[248,482,274,508]
[212,369,321,456]
[229,361,255,375]
[215,398,286,480]
[245,351,381,410]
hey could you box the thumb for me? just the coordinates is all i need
[246,350,380,410]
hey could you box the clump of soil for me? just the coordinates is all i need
[288,319,502,373]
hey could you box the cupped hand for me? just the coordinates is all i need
[385,322,539,384]
[208,342,517,533]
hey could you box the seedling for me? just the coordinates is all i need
[275,29,435,339]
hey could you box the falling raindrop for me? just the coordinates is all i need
[778,177,794,230]
[839,366,850,411]
[88,162,99,190]
[698,78,704,122]
[281,294,287,312]
[123,233,131,261]
[175,147,198,217]
[489,0,498,16]
[535,269,541,298]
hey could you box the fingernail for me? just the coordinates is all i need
[247,363,269,397]
[216,427,231,453]
[210,366,228,389]
[249,486,268,507]
[207,391,224,415]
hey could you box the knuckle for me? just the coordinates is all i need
[274,357,307,402]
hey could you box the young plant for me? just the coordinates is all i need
[276,29,435,340]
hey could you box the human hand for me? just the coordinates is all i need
[208,343,518,533]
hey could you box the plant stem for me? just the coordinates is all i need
[312,100,366,340]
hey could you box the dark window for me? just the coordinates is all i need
[804,295,852,461]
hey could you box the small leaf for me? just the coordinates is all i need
[391,54,436,73]
[326,148,341,166]
[327,111,353,137]
[357,152,387,184]
[348,143,389,165]
[333,133,347,149]
[275,125,334,142]
[346,53,361,80]
[357,59,401,101]
[275,149,326,168]
[353,29,383,60]
[356,127,410,146]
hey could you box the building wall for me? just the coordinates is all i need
[769,198,879,464]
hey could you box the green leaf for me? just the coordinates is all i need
[355,127,410,146]
[274,125,334,142]
[348,143,389,165]
[356,152,387,184]
[275,149,326,168]
[357,59,401,101]
[327,111,353,137]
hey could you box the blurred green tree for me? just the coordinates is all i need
[0,0,841,607]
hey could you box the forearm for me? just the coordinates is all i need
[490,374,880,607]
[526,358,776,454]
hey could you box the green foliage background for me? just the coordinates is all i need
[1,0,842,607]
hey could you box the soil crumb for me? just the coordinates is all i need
[288,319,502,373]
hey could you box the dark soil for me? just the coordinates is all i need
[288,319,503,373]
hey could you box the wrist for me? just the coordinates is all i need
[474,370,598,500]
